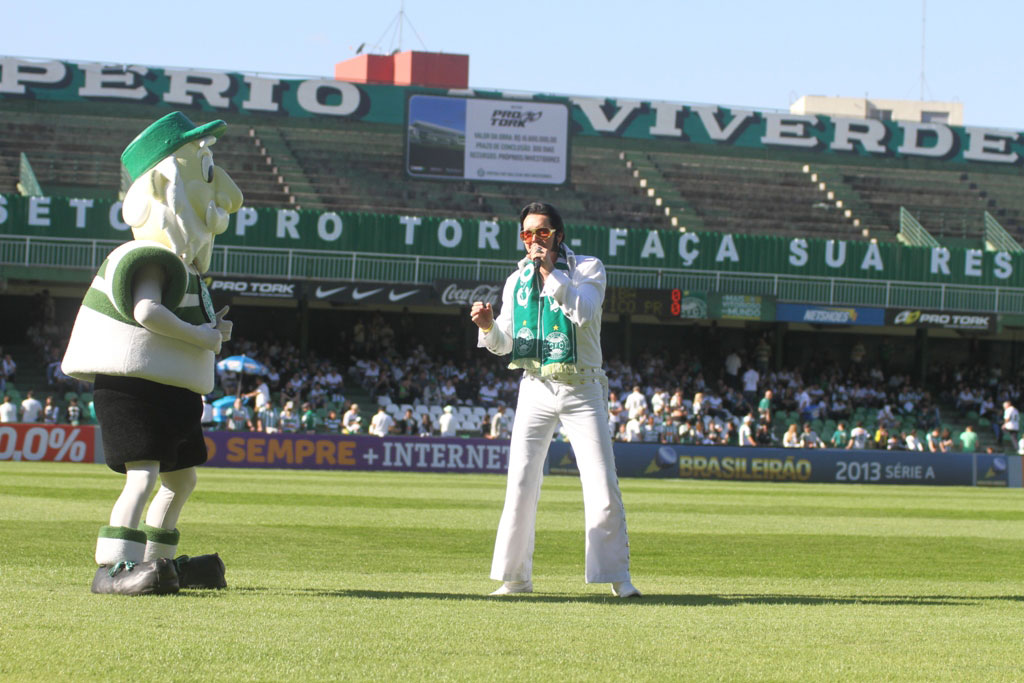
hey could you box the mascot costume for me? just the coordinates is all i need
[62,112,244,594]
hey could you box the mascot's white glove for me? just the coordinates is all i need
[214,306,232,342]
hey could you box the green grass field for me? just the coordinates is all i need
[3,461,1024,681]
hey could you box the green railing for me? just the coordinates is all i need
[4,234,1024,314]
[898,206,940,247]
[17,153,43,197]
[984,211,1022,253]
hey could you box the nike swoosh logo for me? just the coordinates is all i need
[315,286,347,299]
[352,287,384,301]
[388,289,419,302]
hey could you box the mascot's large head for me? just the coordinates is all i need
[121,112,244,273]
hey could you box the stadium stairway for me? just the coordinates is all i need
[961,172,1024,239]
[250,126,319,209]
[623,152,703,231]
[802,164,893,240]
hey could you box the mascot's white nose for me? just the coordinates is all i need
[206,200,229,235]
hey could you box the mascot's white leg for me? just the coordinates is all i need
[95,461,160,565]
[141,467,197,560]
[140,465,226,589]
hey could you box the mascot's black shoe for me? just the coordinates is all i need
[174,554,227,589]
[91,559,179,595]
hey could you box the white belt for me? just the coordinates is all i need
[526,367,607,386]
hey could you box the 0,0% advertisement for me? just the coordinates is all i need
[0,424,93,462]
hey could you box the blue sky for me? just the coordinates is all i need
[3,0,1022,129]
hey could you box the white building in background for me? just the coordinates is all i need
[791,95,963,126]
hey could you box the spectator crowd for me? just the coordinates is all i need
[5,304,1024,454]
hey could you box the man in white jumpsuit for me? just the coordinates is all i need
[470,202,639,598]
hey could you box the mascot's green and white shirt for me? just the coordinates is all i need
[62,240,217,395]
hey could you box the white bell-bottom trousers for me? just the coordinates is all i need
[491,373,631,584]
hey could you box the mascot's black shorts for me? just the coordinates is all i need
[93,374,207,474]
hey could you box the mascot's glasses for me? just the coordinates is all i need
[520,227,554,243]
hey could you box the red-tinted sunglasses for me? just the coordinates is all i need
[520,227,554,243]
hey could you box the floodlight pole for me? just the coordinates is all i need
[920,0,926,101]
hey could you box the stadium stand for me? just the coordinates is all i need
[2,60,1023,455]
[0,295,1013,455]
[258,121,663,227]
[3,103,1020,245]
[0,109,290,206]
[825,164,987,241]
[961,171,1024,237]
[642,151,872,239]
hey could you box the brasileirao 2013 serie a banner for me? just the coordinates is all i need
[549,443,1019,487]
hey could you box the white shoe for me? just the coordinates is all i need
[489,580,533,595]
[612,581,641,598]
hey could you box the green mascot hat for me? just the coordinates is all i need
[121,111,227,182]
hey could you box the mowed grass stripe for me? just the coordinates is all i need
[10,464,1023,509]
[4,516,1022,582]
[10,480,1024,522]
[2,485,505,511]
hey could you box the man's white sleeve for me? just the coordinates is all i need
[478,272,517,356]
[541,256,605,327]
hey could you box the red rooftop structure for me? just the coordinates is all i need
[335,51,469,89]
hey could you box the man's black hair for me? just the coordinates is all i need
[519,202,565,235]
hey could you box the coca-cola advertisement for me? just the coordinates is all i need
[435,280,502,307]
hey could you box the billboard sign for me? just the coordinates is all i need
[203,432,511,473]
[435,280,502,308]
[777,303,886,326]
[406,94,569,184]
[669,446,976,485]
[886,308,995,332]
[206,276,299,299]
[4,194,1023,289]
[306,281,435,306]
[0,424,96,463]
[714,294,776,321]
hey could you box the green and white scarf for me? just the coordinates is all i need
[509,244,578,376]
